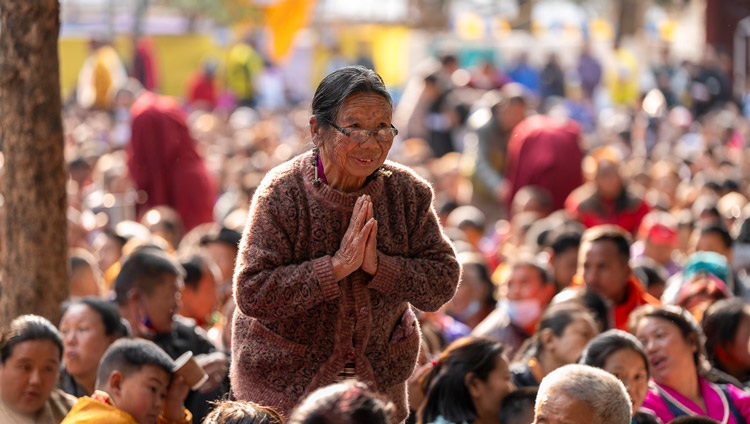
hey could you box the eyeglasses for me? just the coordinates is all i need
[321,118,398,144]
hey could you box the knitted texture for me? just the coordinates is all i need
[231,152,460,422]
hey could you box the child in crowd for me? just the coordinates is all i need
[61,338,191,424]
[203,400,284,424]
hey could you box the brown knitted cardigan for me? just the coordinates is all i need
[230,152,460,422]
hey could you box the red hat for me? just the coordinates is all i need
[645,223,678,246]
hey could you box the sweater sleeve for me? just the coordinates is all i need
[369,179,460,312]
[233,176,340,321]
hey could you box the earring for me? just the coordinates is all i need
[312,145,322,187]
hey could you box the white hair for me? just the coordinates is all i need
[536,364,631,424]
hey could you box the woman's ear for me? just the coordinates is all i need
[465,371,481,398]
[309,115,320,142]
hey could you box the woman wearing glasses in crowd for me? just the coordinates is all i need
[230,65,461,423]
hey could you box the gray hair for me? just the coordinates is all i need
[311,65,392,128]
[536,364,631,424]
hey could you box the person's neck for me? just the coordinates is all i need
[74,372,97,395]
[472,414,501,424]
[537,350,560,380]
[612,280,630,305]
[659,367,703,408]
[321,158,366,192]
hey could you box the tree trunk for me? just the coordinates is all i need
[0,0,68,326]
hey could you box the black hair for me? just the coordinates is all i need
[697,221,734,249]
[499,386,537,424]
[514,303,595,363]
[460,254,497,306]
[312,65,392,132]
[95,338,174,388]
[113,248,184,306]
[579,329,649,377]
[550,231,582,255]
[180,254,209,290]
[702,298,750,372]
[61,297,128,338]
[420,337,506,424]
[628,305,707,372]
[288,380,393,424]
[204,400,284,424]
[1,315,63,364]
[582,225,631,264]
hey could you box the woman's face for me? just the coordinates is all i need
[0,340,61,416]
[549,315,598,365]
[724,314,750,374]
[635,316,697,385]
[317,93,393,189]
[594,160,623,200]
[470,354,515,421]
[60,304,116,381]
[602,348,649,414]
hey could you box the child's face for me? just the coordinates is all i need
[112,365,170,424]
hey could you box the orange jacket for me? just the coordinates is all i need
[571,274,660,330]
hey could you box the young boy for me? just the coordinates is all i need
[61,338,191,424]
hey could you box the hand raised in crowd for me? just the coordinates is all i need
[162,375,191,423]
[195,352,229,394]
[332,195,378,281]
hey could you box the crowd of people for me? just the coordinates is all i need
[2,30,750,424]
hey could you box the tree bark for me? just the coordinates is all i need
[0,0,68,326]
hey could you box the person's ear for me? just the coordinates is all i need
[108,370,125,398]
[540,328,555,351]
[309,116,320,142]
[465,371,482,398]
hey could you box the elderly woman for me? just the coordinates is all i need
[630,305,750,423]
[230,66,461,422]
[0,315,77,424]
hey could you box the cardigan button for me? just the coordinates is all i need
[359,307,369,316]
[346,351,356,360]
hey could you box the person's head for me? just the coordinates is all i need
[199,225,242,285]
[583,146,624,200]
[691,221,733,262]
[533,364,631,424]
[446,205,486,249]
[309,66,397,192]
[511,186,553,218]
[579,329,649,415]
[59,297,127,390]
[499,387,537,424]
[629,305,707,386]
[69,248,103,298]
[631,258,668,301]
[179,253,221,325]
[287,379,393,424]
[96,338,175,424]
[702,298,750,379]
[495,83,528,132]
[92,227,127,273]
[420,337,514,424]
[546,230,582,291]
[677,251,733,320]
[501,258,555,331]
[0,315,63,417]
[114,247,185,336]
[446,252,495,324]
[203,400,284,424]
[521,303,598,370]
[579,225,632,305]
[140,206,184,250]
[638,211,678,266]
